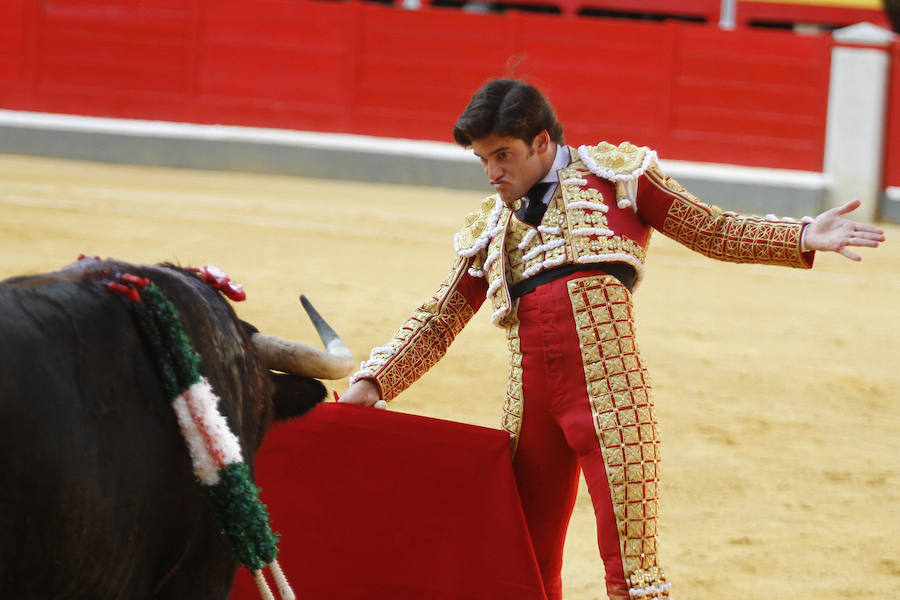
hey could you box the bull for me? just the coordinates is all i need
[0,258,353,599]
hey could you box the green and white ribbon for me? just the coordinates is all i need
[110,274,294,600]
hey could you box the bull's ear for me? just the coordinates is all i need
[239,320,260,335]
[269,372,327,421]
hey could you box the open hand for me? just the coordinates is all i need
[803,199,885,261]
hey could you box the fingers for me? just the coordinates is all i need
[853,223,886,238]
[336,380,386,408]
[846,227,885,249]
[337,388,374,406]
[838,246,862,261]
[336,393,366,405]
[847,234,882,247]
[338,395,380,407]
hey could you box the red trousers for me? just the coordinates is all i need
[510,272,669,600]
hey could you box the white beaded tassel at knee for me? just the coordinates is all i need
[269,559,296,600]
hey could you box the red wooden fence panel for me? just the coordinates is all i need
[0,0,837,172]
[197,0,359,132]
[497,16,831,170]
[512,14,674,147]
[350,5,511,140]
[884,42,900,189]
[28,0,196,121]
[0,0,32,108]
[665,24,831,171]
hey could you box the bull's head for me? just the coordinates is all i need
[245,294,354,421]
[68,258,352,443]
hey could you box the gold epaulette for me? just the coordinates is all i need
[577,141,657,181]
[454,195,503,257]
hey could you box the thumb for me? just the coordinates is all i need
[835,199,861,216]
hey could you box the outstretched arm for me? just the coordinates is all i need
[637,163,815,268]
[803,199,886,261]
[342,255,488,404]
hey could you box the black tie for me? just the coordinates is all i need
[522,182,553,226]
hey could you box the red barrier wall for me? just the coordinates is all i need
[0,0,200,120]
[0,0,833,171]
[0,0,29,108]
[199,0,357,132]
[885,42,900,189]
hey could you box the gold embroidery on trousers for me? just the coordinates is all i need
[566,275,670,600]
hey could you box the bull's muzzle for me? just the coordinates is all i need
[251,295,354,380]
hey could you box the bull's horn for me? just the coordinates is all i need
[251,295,354,380]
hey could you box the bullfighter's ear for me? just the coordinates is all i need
[269,372,327,421]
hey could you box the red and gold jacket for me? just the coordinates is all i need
[350,142,815,401]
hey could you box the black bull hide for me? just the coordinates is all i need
[0,260,329,599]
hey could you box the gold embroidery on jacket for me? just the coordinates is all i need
[374,258,476,400]
[580,142,652,178]
[501,317,524,455]
[474,147,660,327]
[485,210,515,327]
[503,157,651,291]
[456,196,501,254]
[506,191,570,287]
[645,164,807,268]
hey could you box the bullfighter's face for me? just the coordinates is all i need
[471,131,554,205]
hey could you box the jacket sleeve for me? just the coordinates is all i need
[635,162,815,269]
[349,254,488,401]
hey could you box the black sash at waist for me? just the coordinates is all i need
[509,262,635,300]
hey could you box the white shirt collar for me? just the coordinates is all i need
[540,143,570,184]
[528,144,570,206]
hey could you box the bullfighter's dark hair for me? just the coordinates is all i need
[452,79,565,147]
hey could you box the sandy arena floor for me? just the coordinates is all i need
[1,153,897,599]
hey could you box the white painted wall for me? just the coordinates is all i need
[823,22,895,221]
